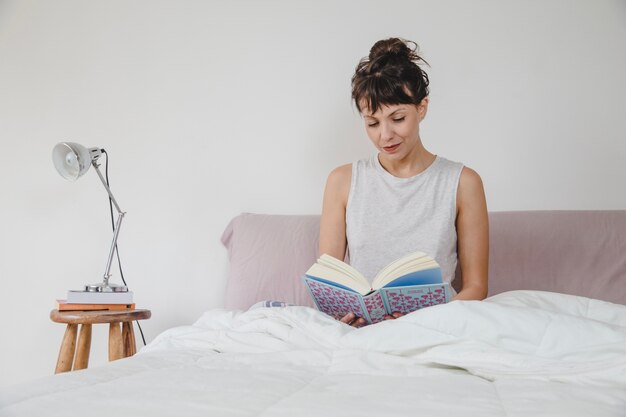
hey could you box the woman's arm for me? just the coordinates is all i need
[454,167,489,301]
[319,164,367,327]
[319,164,351,260]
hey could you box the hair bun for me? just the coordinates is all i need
[368,38,422,69]
[369,38,409,60]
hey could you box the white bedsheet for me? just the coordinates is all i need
[2,290,626,417]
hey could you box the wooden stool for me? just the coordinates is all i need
[50,309,151,374]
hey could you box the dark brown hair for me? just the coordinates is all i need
[351,38,430,114]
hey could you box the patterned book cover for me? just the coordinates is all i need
[303,276,370,322]
[303,277,451,324]
[380,283,450,314]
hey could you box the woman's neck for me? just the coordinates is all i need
[378,147,437,178]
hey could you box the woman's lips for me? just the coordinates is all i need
[383,143,400,152]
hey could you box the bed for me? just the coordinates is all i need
[1,211,626,416]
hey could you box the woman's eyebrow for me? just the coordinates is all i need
[388,109,404,116]
[365,108,404,119]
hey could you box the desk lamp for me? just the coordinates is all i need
[52,142,128,293]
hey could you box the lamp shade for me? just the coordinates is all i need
[52,142,93,180]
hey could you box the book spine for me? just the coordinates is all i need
[66,291,134,304]
[57,303,135,311]
[362,291,386,324]
[357,296,373,325]
[379,290,391,315]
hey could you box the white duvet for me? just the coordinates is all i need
[2,290,626,417]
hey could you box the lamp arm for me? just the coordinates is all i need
[92,161,123,214]
[92,161,126,287]
[103,212,125,285]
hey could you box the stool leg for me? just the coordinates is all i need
[55,324,78,374]
[129,322,137,354]
[74,323,92,370]
[108,322,123,361]
[122,322,137,357]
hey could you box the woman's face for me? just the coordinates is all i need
[361,99,428,159]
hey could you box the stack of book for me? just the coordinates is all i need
[56,290,135,311]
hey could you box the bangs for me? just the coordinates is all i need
[353,74,415,115]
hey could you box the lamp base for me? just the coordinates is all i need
[84,282,128,293]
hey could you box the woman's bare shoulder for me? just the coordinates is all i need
[327,163,352,182]
[458,166,484,196]
[325,163,352,203]
[457,165,487,213]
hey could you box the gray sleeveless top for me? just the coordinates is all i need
[346,154,464,288]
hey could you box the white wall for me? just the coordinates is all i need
[0,0,624,387]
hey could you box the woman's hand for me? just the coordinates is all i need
[383,312,404,320]
[335,311,404,326]
[337,312,367,328]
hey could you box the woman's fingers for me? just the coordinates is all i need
[339,312,356,323]
[337,312,368,327]
[353,317,367,327]
[383,312,405,320]
[338,311,403,324]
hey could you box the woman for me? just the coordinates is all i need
[319,38,489,327]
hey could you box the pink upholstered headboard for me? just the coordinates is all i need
[221,214,319,309]
[221,211,626,309]
[467,211,626,305]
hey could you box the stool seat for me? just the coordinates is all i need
[50,308,151,374]
[51,309,151,324]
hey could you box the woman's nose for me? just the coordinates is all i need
[380,122,394,142]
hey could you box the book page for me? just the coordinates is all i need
[305,260,371,295]
[372,251,440,289]
[318,254,366,280]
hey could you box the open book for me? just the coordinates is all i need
[302,251,451,324]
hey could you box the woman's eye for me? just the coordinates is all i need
[393,117,405,123]
[367,122,379,127]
